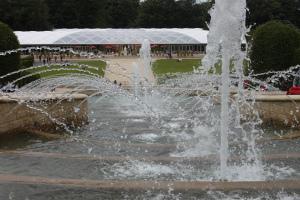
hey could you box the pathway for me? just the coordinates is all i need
[103,58,156,87]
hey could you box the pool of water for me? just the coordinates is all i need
[0,96,299,199]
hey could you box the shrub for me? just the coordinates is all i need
[0,21,20,85]
[293,48,300,65]
[20,55,34,69]
[250,21,300,75]
[18,55,40,87]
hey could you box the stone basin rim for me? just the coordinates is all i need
[0,93,88,103]
[252,95,300,102]
[0,174,299,191]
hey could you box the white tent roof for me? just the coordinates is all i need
[15,28,208,45]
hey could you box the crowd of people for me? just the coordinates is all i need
[35,52,75,65]
[20,46,204,67]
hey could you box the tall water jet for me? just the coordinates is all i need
[133,62,141,97]
[202,0,247,179]
[139,39,154,86]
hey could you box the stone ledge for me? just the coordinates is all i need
[0,93,88,135]
[0,174,299,191]
[0,93,88,103]
[252,95,300,128]
[255,95,300,102]
[0,151,299,162]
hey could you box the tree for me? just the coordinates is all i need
[77,0,107,28]
[247,0,300,28]
[0,21,20,85]
[192,1,212,29]
[136,0,211,28]
[46,0,81,28]
[294,48,300,65]
[250,21,300,74]
[175,0,195,28]
[105,0,140,28]
[136,0,179,28]
[21,0,50,31]
[0,0,50,31]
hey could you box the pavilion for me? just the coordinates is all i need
[15,28,208,57]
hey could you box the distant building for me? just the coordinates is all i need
[15,28,208,57]
[195,0,209,4]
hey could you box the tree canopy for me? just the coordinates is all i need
[136,0,211,28]
[250,21,300,74]
[0,0,299,31]
[0,0,50,31]
[0,0,212,30]
[246,0,300,28]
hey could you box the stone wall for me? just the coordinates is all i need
[254,95,300,128]
[0,94,88,135]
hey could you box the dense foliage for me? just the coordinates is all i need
[136,0,211,28]
[0,0,212,30]
[0,21,20,85]
[0,0,299,30]
[246,0,300,28]
[294,48,300,65]
[250,21,300,74]
[0,0,50,31]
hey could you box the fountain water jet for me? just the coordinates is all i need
[139,39,154,86]
[203,0,248,179]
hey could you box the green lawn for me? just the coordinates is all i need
[152,59,201,76]
[76,60,106,77]
[31,60,106,78]
[152,58,250,77]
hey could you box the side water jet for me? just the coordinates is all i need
[139,39,154,86]
[203,0,248,179]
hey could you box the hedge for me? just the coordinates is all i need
[20,55,34,69]
[250,21,300,75]
[0,21,20,85]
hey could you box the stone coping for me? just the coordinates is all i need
[1,151,299,162]
[0,93,88,103]
[0,174,299,191]
[254,95,300,102]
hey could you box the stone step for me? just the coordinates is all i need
[0,174,299,191]
[1,150,299,162]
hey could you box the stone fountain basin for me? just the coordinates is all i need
[0,151,299,199]
[0,93,88,135]
[253,94,300,128]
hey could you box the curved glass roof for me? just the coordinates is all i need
[15,29,208,45]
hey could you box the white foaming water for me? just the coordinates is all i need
[267,165,298,180]
[111,160,175,179]
[133,133,160,143]
[171,126,218,157]
[124,191,300,200]
[203,0,252,179]
[214,164,265,181]
[208,191,300,200]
